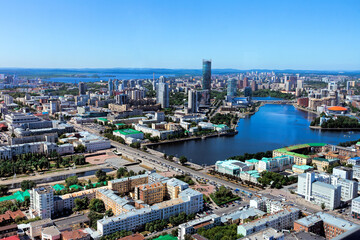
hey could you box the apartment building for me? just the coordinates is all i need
[30,186,54,219]
[97,188,203,236]
[134,182,165,205]
[96,189,135,215]
[312,158,340,172]
[294,212,358,239]
[237,208,300,237]
[353,165,360,181]
[165,178,189,199]
[351,196,360,219]
[333,166,353,180]
[178,214,221,240]
[108,174,149,194]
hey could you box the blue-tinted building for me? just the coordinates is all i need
[202,60,211,90]
[108,79,114,96]
[227,78,237,97]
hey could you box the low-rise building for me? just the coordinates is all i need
[113,129,144,141]
[178,214,221,240]
[294,212,358,239]
[108,174,149,194]
[41,226,60,240]
[241,227,284,240]
[237,207,300,237]
[312,157,340,172]
[215,160,250,176]
[61,229,91,240]
[351,196,360,219]
[292,165,314,174]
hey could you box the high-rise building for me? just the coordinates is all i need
[30,186,54,219]
[116,94,128,105]
[108,79,114,96]
[113,79,119,91]
[251,81,258,92]
[157,81,169,108]
[227,78,237,97]
[244,87,252,100]
[188,89,198,113]
[297,79,304,89]
[243,77,249,88]
[202,60,211,90]
[3,95,13,105]
[79,82,86,95]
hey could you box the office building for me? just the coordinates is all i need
[297,79,304,89]
[113,79,119,91]
[3,95,13,105]
[227,78,237,97]
[157,81,169,108]
[202,60,211,90]
[215,160,250,176]
[108,79,114,96]
[331,176,358,200]
[116,94,128,105]
[297,172,341,209]
[333,166,353,180]
[30,186,54,219]
[178,214,221,240]
[79,82,86,95]
[237,207,300,237]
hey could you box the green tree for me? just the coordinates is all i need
[321,202,326,210]
[74,144,86,153]
[65,176,78,187]
[96,170,107,182]
[0,185,8,196]
[116,167,127,178]
[73,197,89,211]
[179,156,188,165]
[20,180,36,191]
[89,198,106,213]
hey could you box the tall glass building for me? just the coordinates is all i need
[227,78,237,97]
[202,60,211,90]
[108,79,114,96]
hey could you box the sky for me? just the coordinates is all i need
[0,0,359,70]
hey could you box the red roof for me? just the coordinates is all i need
[0,236,20,240]
[328,106,347,111]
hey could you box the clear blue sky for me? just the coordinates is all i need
[0,0,359,70]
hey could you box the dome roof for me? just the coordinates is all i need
[328,106,347,111]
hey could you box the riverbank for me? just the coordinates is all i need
[309,125,360,131]
[144,131,238,147]
[293,103,319,115]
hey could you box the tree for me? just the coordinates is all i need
[65,176,78,187]
[89,199,106,213]
[73,197,89,211]
[116,168,127,179]
[20,180,36,191]
[179,156,188,165]
[321,202,326,210]
[96,170,107,182]
[0,185,8,196]
[74,144,86,153]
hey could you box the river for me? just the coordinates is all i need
[151,104,360,166]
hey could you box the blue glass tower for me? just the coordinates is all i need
[227,78,237,97]
[202,60,211,90]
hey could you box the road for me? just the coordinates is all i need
[74,124,255,194]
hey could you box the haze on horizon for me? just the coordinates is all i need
[0,0,359,71]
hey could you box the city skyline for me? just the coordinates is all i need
[0,0,359,70]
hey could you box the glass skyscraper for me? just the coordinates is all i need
[227,78,237,97]
[202,59,211,90]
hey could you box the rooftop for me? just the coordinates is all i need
[293,165,314,170]
[113,128,143,135]
[153,235,177,240]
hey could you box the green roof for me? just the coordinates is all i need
[53,184,65,192]
[0,190,30,202]
[113,129,142,135]
[293,165,314,170]
[246,159,259,163]
[69,185,84,190]
[115,123,125,126]
[153,235,177,240]
[98,118,108,122]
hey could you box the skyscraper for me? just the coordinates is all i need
[202,60,211,90]
[157,76,169,108]
[227,78,237,97]
[114,79,119,91]
[108,79,114,96]
[188,89,198,113]
[79,82,86,95]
